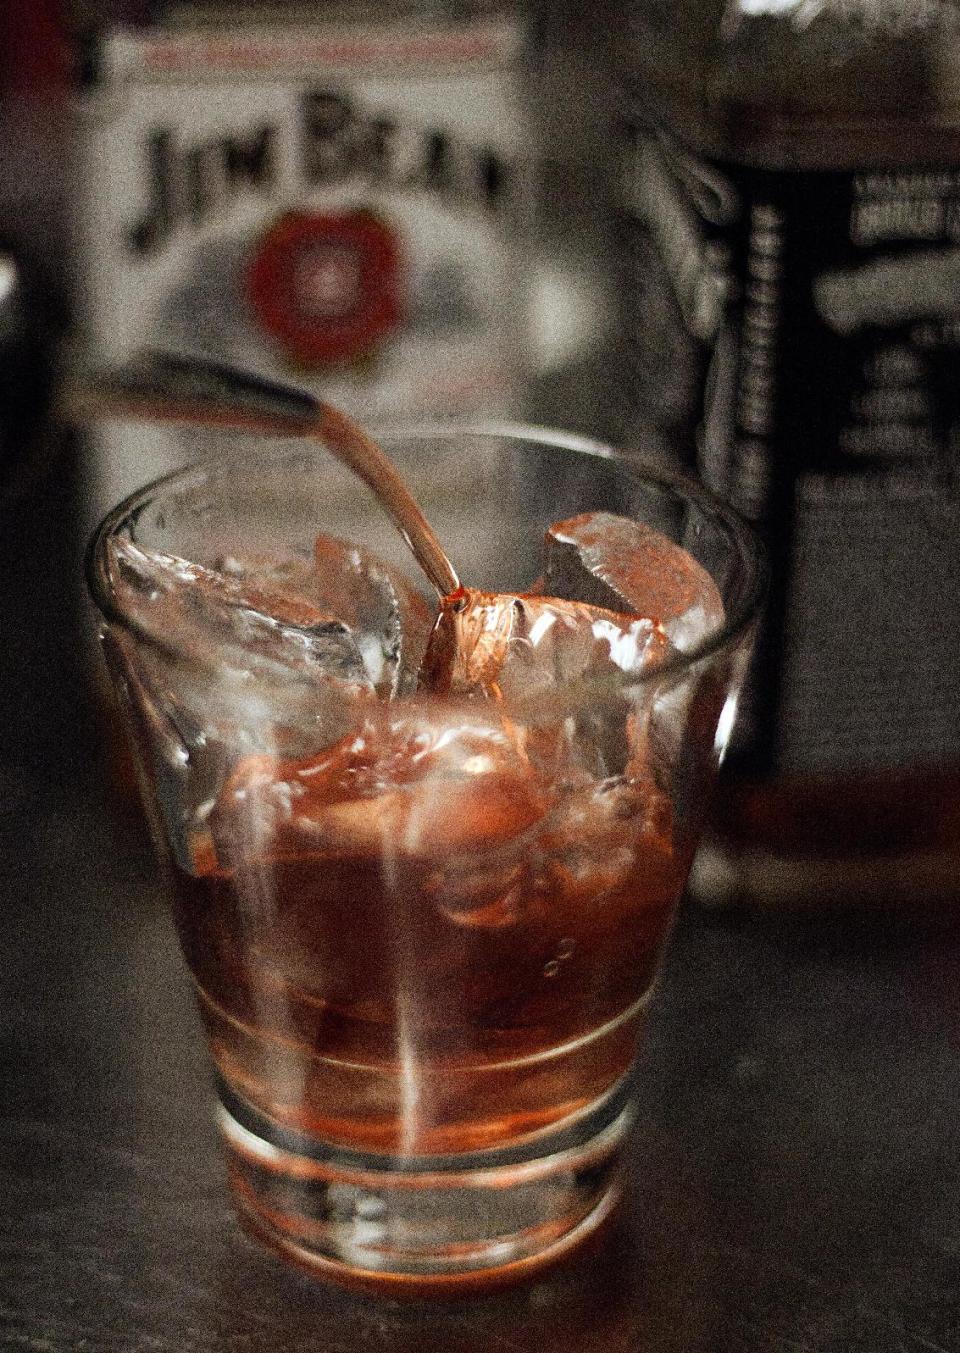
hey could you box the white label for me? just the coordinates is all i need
[73,16,527,539]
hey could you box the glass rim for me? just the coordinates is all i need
[85,420,768,717]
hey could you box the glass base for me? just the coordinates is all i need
[216,1078,634,1295]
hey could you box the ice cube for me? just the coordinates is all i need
[312,535,433,698]
[418,589,672,782]
[527,774,681,998]
[216,538,432,698]
[198,708,553,1024]
[209,706,547,869]
[535,775,674,910]
[106,538,374,767]
[427,845,528,931]
[544,512,724,653]
[108,538,373,687]
[419,590,669,701]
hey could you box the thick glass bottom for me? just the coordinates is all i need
[217,1077,633,1295]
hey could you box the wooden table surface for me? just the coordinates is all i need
[3,451,959,1352]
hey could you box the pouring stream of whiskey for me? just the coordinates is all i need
[68,350,462,601]
[72,351,686,725]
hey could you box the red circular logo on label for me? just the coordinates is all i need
[248,209,402,366]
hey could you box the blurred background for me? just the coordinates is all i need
[3,0,960,908]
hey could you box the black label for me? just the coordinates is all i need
[623,126,960,774]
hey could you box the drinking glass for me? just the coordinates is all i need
[87,425,763,1294]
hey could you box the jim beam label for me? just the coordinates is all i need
[622,125,960,775]
[74,16,527,551]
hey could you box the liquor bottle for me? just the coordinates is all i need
[71,0,529,534]
[618,0,960,910]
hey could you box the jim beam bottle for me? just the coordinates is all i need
[72,4,527,533]
[620,0,960,910]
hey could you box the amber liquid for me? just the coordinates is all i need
[169,764,686,1158]
[696,766,960,914]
